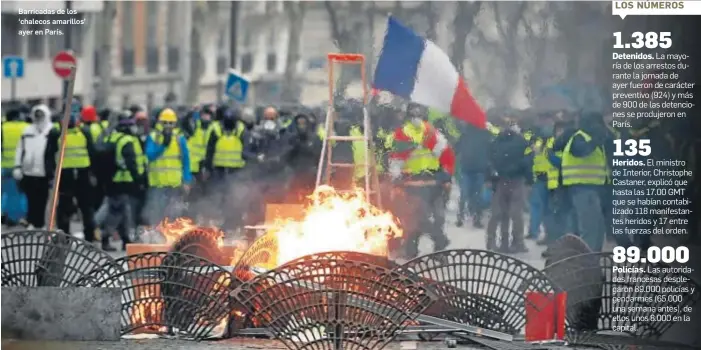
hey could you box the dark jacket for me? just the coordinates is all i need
[109,135,144,196]
[456,123,491,173]
[489,130,531,181]
[204,121,256,172]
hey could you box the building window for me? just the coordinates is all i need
[166,4,179,72]
[27,16,45,59]
[167,47,179,72]
[147,47,159,73]
[240,52,253,74]
[122,95,130,109]
[122,49,135,75]
[266,53,277,72]
[2,14,21,55]
[216,31,228,75]
[145,2,159,73]
[121,2,135,75]
[265,1,278,14]
[217,57,227,75]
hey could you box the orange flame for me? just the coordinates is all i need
[130,289,167,332]
[268,185,402,266]
[155,217,225,248]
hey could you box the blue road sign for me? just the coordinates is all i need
[225,69,249,103]
[3,56,24,78]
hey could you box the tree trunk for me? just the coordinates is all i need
[95,2,116,107]
[185,3,206,106]
[424,2,438,41]
[281,2,305,103]
[450,2,481,74]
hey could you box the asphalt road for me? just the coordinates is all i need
[1,189,551,266]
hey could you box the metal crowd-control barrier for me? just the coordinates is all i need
[544,251,701,339]
[230,257,436,350]
[78,252,237,340]
[3,228,700,349]
[398,249,556,340]
[1,230,118,287]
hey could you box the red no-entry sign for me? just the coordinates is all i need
[52,51,76,79]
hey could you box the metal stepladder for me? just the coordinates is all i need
[314,53,383,208]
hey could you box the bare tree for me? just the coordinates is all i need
[324,1,367,96]
[281,2,306,103]
[185,2,222,105]
[94,1,117,107]
[423,2,439,42]
[450,2,482,74]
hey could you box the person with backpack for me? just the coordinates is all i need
[143,108,192,226]
[486,117,532,254]
[100,111,146,251]
[44,99,99,241]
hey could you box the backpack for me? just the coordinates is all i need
[93,130,126,183]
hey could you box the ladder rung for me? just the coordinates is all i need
[327,135,365,142]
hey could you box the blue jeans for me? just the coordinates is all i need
[1,168,27,222]
[568,185,606,252]
[527,178,548,237]
[458,170,485,222]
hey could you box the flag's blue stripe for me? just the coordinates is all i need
[373,17,425,99]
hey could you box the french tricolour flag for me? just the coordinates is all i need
[373,16,486,129]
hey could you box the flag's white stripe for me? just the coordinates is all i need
[409,40,459,114]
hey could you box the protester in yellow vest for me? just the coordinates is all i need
[48,99,99,243]
[554,111,608,252]
[99,111,146,251]
[1,106,28,225]
[81,105,105,141]
[203,106,254,231]
[525,113,555,242]
[143,108,192,226]
[387,103,455,259]
[204,107,249,176]
[349,124,385,183]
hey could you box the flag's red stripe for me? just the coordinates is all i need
[450,78,486,129]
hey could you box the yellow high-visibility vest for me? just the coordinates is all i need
[187,121,207,173]
[350,125,385,180]
[1,120,27,168]
[213,127,245,169]
[561,130,607,186]
[533,137,554,174]
[61,128,91,169]
[114,134,145,183]
[148,131,183,187]
[400,122,440,175]
[546,151,562,190]
[88,122,104,141]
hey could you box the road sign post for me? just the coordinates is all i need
[3,56,25,101]
[225,69,250,103]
